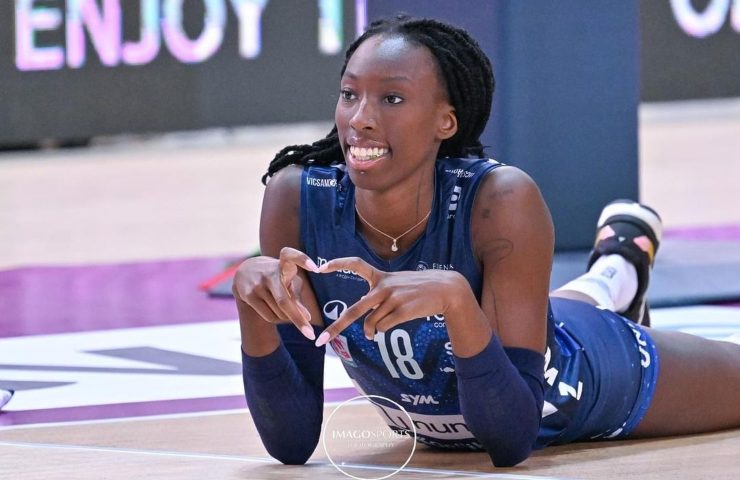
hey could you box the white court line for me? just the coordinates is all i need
[0,407,251,431]
[0,397,355,431]
[0,441,568,480]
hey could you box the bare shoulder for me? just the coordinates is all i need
[471,165,554,262]
[477,165,542,209]
[259,165,304,257]
[263,164,304,200]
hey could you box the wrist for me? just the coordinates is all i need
[442,271,478,317]
[236,296,281,356]
[442,272,492,357]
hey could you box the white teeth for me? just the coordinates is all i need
[349,146,388,161]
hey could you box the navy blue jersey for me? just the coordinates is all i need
[299,157,658,449]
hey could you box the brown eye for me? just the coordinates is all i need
[340,89,356,101]
[385,95,403,104]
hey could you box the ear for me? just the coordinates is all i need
[437,108,458,141]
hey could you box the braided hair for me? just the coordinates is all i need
[262,15,495,184]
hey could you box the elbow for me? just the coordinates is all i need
[269,447,315,465]
[266,433,320,465]
[462,405,539,467]
[264,419,322,465]
[466,414,538,467]
[487,442,533,468]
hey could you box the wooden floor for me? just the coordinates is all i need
[1,99,739,479]
[0,404,738,479]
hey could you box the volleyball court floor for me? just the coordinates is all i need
[1,101,739,479]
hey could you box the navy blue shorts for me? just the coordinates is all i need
[550,298,660,440]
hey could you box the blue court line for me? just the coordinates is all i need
[0,441,569,479]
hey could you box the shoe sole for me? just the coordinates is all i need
[597,200,663,244]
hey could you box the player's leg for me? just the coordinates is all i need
[552,199,661,326]
[630,329,740,436]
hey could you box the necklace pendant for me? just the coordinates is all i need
[391,240,399,252]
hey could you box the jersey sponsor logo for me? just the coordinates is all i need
[329,334,357,367]
[400,393,439,406]
[626,323,652,368]
[375,405,474,440]
[323,300,347,321]
[305,177,337,187]
[416,261,454,271]
[444,168,474,178]
[448,185,462,219]
[424,313,446,329]
[317,256,365,282]
[415,436,483,451]
[440,341,455,372]
[432,263,454,270]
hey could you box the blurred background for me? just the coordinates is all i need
[0,0,738,266]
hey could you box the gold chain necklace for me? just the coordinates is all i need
[355,205,432,252]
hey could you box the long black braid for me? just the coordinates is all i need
[262,15,495,184]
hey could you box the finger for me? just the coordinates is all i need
[315,292,385,347]
[380,296,431,329]
[296,323,317,341]
[234,280,282,320]
[318,257,378,287]
[365,295,432,338]
[280,247,319,273]
[277,259,298,293]
[247,282,297,325]
[244,296,282,324]
[272,255,308,319]
[259,284,314,339]
[261,291,289,322]
[362,299,393,340]
[270,273,315,340]
[373,312,410,334]
[289,275,313,323]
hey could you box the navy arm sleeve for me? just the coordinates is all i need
[242,324,325,464]
[454,334,545,467]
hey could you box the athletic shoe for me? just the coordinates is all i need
[587,199,663,326]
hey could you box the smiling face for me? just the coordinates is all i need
[335,34,458,192]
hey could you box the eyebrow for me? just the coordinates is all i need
[343,71,412,83]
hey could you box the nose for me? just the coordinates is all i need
[349,98,376,131]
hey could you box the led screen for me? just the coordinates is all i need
[641,0,740,101]
[0,0,365,145]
